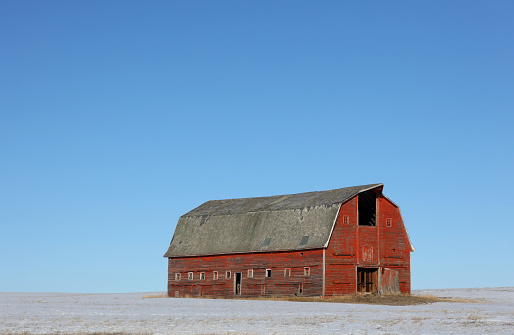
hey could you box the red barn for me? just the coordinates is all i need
[164,183,414,297]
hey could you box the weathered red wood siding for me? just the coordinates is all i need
[377,196,411,294]
[168,249,323,298]
[324,194,411,295]
[324,196,358,295]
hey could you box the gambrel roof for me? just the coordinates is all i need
[164,183,387,257]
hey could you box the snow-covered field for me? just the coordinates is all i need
[1,288,513,334]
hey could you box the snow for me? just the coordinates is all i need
[1,288,513,334]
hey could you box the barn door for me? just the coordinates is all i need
[235,272,242,295]
[379,267,400,295]
[357,267,378,293]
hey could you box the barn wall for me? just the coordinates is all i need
[324,197,358,295]
[168,249,324,298]
[377,196,412,294]
[324,194,411,295]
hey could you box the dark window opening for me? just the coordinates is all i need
[357,267,378,293]
[266,269,272,278]
[358,190,377,226]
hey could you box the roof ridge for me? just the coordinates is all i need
[198,183,383,203]
[181,183,383,218]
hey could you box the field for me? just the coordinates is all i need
[1,287,513,334]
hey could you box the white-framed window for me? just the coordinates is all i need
[386,218,392,227]
[226,270,231,279]
[247,269,253,278]
[188,272,194,280]
[200,272,205,280]
[265,269,272,278]
[304,267,310,276]
[213,271,218,280]
[284,268,291,277]
[343,215,349,225]
[175,273,181,281]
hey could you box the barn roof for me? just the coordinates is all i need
[164,183,384,257]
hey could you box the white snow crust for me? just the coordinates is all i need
[1,287,513,334]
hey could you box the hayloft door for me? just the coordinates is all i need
[235,272,242,295]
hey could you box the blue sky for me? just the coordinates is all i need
[1,1,512,293]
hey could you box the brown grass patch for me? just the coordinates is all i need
[141,293,167,299]
[142,292,476,306]
[240,293,471,306]
[3,333,150,335]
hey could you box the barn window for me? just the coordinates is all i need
[200,272,205,280]
[304,267,310,276]
[175,273,181,281]
[226,271,231,279]
[265,269,272,278]
[284,268,291,277]
[213,271,218,280]
[343,215,349,225]
[247,269,253,278]
[386,218,392,227]
[358,190,377,226]
[299,235,309,246]
[188,272,193,280]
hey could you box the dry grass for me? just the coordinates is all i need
[241,293,469,305]
[147,292,477,306]
[141,293,167,299]
[2,333,150,335]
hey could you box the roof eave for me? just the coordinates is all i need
[164,246,326,259]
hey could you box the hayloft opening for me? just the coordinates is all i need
[358,190,377,226]
[357,267,378,293]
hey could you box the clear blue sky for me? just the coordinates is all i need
[1,1,513,293]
